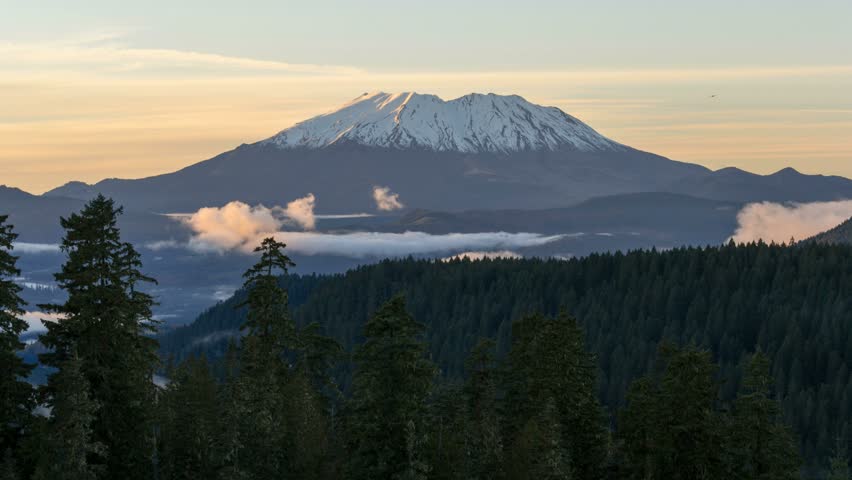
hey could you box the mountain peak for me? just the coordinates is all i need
[264,92,626,154]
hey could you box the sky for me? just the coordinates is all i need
[2,0,851,194]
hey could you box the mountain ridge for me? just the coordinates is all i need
[38,91,852,212]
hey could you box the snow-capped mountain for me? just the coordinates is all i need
[265,92,627,153]
[43,91,852,214]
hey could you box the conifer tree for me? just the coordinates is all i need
[827,436,850,480]
[230,238,296,479]
[726,350,800,480]
[502,311,607,479]
[239,237,297,357]
[347,296,436,480]
[0,216,33,453]
[463,339,503,480]
[159,355,219,480]
[215,340,250,480]
[617,377,660,479]
[424,383,466,480]
[34,351,103,480]
[38,195,159,479]
[0,449,17,480]
[653,345,724,480]
[229,237,339,479]
[506,397,572,480]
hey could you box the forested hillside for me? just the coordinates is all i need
[161,243,852,469]
[810,217,852,245]
[3,198,852,478]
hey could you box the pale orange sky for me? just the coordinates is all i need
[2,2,852,193]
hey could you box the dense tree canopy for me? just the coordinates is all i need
[162,242,852,470]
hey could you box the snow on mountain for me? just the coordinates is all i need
[265,92,627,154]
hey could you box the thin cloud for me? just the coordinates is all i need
[11,242,61,254]
[442,250,522,261]
[0,34,362,76]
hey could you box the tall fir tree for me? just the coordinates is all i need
[424,383,466,480]
[726,350,800,480]
[655,345,724,480]
[616,377,660,479]
[228,238,297,479]
[227,237,338,479]
[502,311,608,480]
[347,296,437,480]
[828,436,850,480]
[38,195,159,480]
[159,355,219,480]
[505,397,573,480]
[463,339,503,480]
[0,449,17,480]
[0,216,33,454]
[214,340,250,480]
[33,351,104,480]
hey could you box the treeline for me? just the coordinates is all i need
[0,196,850,479]
[162,239,852,472]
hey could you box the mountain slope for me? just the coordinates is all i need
[43,140,707,213]
[159,244,852,467]
[808,217,852,244]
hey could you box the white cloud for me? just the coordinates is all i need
[143,240,182,251]
[186,202,281,252]
[283,193,316,230]
[730,200,852,244]
[11,242,61,254]
[373,186,404,211]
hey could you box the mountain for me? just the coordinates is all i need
[44,92,715,213]
[45,92,852,213]
[808,217,852,244]
[44,92,852,213]
[265,92,627,153]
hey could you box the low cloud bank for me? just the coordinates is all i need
[731,200,852,244]
[261,231,560,258]
[373,186,404,211]
[175,200,563,258]
[442,250,522,261]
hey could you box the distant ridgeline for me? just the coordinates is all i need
[159,241,852,466]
